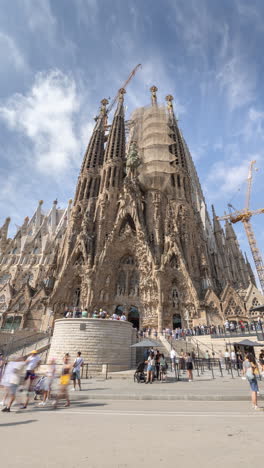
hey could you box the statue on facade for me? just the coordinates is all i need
[126,141,140,178]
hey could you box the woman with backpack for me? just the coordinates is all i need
[145,352,155,384]
[243,353,260,410]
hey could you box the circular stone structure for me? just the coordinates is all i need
[48,318,136,371]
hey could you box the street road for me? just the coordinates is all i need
[0,400,263,467]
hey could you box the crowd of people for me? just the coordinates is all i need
[142,347,195,383]
[0,350,84,413]
[63,308,127,321]
[137,318,264,340]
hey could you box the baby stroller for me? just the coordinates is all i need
[134,361,146,383]
[33,376,47,400]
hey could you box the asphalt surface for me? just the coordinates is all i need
[1,400,263,467]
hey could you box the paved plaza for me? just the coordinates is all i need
[1,400,263,468]
[1,371,264,467]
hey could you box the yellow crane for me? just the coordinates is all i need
[106,64,142,116]
[216,160,264,294]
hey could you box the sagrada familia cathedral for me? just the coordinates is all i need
[0,87,263,332]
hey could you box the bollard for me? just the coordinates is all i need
[211,364,215,379]
[218,360,223,377]
[229,362,234,379]
[102,363,108,380]
[195,359,200,377]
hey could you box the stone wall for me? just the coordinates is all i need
[48,318,135,371]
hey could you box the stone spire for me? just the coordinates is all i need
[166,94,188,171]
[0,217,10,251]
[101,88,126,190]
[74,98,108,206]
[212,205,222,234]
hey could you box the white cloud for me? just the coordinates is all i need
[0,69,82,173]
[243,107,264,140]
[205,158,251,200]
[216,56,256,110]
[0,32,27,70]
[23,0,56,32]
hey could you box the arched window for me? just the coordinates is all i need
[169,254,179,269]
[117,270,126,296]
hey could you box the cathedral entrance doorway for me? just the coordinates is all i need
[172,313,182,329]
[128,306,140,329]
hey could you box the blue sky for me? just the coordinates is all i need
[0,0,263,269]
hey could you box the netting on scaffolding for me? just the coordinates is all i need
[129,105,177,177]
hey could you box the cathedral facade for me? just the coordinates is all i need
[0,87,263,332]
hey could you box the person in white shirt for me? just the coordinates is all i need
[20,350,41,409]
[1,357,25,413]
[72,352,84,391]
[230,350,237,368]
[38,358,56,407]
[170,348,176,370]
[25,350,41,381]
[120,314,127,321]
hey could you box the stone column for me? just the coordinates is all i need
[156,269,163,335]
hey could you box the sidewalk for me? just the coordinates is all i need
[65,369,264,402]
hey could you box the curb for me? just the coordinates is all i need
[70,393,264,402]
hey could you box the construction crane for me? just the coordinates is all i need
[106,64,142,116]
[216,160,264,294]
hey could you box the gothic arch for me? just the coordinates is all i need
[119,214,136,236]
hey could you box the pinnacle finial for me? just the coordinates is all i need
[100,98,109,114]
[165,94,174,111]
[39,200,43,206]
[118,88,126,104]
[150,85,158,106]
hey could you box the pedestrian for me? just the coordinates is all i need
[170,348,176,372]
[1,356,25,413]
[24,350,41,382]
[38,358,56,407]
[230,350,236,369]
[224,349,230,368]
[0,353,4,381]
[72,352,84,391]
[145,352,155,384]
[159,354,167,382]
[259,349,264,374]
[243,353,261,410]
[21,350,41,409]
[186,353,193,382]
[53,354,72,408]
[155,350,161,381]
[179,349,186,373]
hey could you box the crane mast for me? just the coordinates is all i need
[217,160,264,294]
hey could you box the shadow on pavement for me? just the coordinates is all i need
[0,419,37,427]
